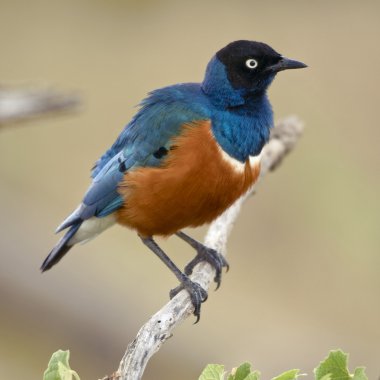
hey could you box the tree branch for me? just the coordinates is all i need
[101,116,304,380]
[0,85,80,126]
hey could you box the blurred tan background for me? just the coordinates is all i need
[1,0,379,379]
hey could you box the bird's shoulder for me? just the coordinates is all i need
[67,84,212,222]
[92,83,212,177]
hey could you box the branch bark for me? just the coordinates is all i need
[102,116,304,380]
[0,85,80,126]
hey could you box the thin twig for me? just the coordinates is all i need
[0,85,80,126]
[101,116,304,380]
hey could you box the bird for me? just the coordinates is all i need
[41,40,306,322]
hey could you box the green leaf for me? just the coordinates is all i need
[272,369,301,380]
[318,375,332,380]
[352,367,368,380]
[314,350,350,380]
[43,350,80,380]
[314,350,368,380]
[227,363,260,380]
[233,362,252,380]
[244,370,260,380]
[314,350,369,380]
[199,364,225,380]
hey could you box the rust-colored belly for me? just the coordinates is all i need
[116,120,260,237]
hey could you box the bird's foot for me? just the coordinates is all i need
[170,276,208,323]
[184,245,229,290]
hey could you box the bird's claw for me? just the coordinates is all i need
[184,246,229,290]
[170,277,208,323]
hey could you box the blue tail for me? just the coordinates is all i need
[41,222,82,272]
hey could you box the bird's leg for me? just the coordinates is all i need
[175,231,229,290]
[139,236,208,322]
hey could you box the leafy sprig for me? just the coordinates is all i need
[43,349,368,380]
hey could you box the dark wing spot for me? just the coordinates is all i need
[118,157,127,172]
[153,146,169,159]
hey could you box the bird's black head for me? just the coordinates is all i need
[202,40,306,107]
[216,40,307,92]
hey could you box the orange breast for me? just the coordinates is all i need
[116,120,260,237]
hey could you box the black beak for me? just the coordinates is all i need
[268,57,307,73]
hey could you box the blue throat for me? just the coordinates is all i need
[202,57,274,162]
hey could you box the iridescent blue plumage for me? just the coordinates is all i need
[85,61,274,218]
[86,84,211,218]
[92,84,211,178]
[42,40,306,286]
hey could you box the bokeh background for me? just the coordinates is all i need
[1,0,379,379]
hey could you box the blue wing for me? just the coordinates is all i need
[57,84,210,232]
[92,84,209,176]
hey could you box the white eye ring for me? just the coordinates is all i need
[245,58,258,69]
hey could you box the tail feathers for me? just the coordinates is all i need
[41,222,82,272]
[55,204,84,233]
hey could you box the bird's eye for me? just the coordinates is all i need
[245,58,258,69]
